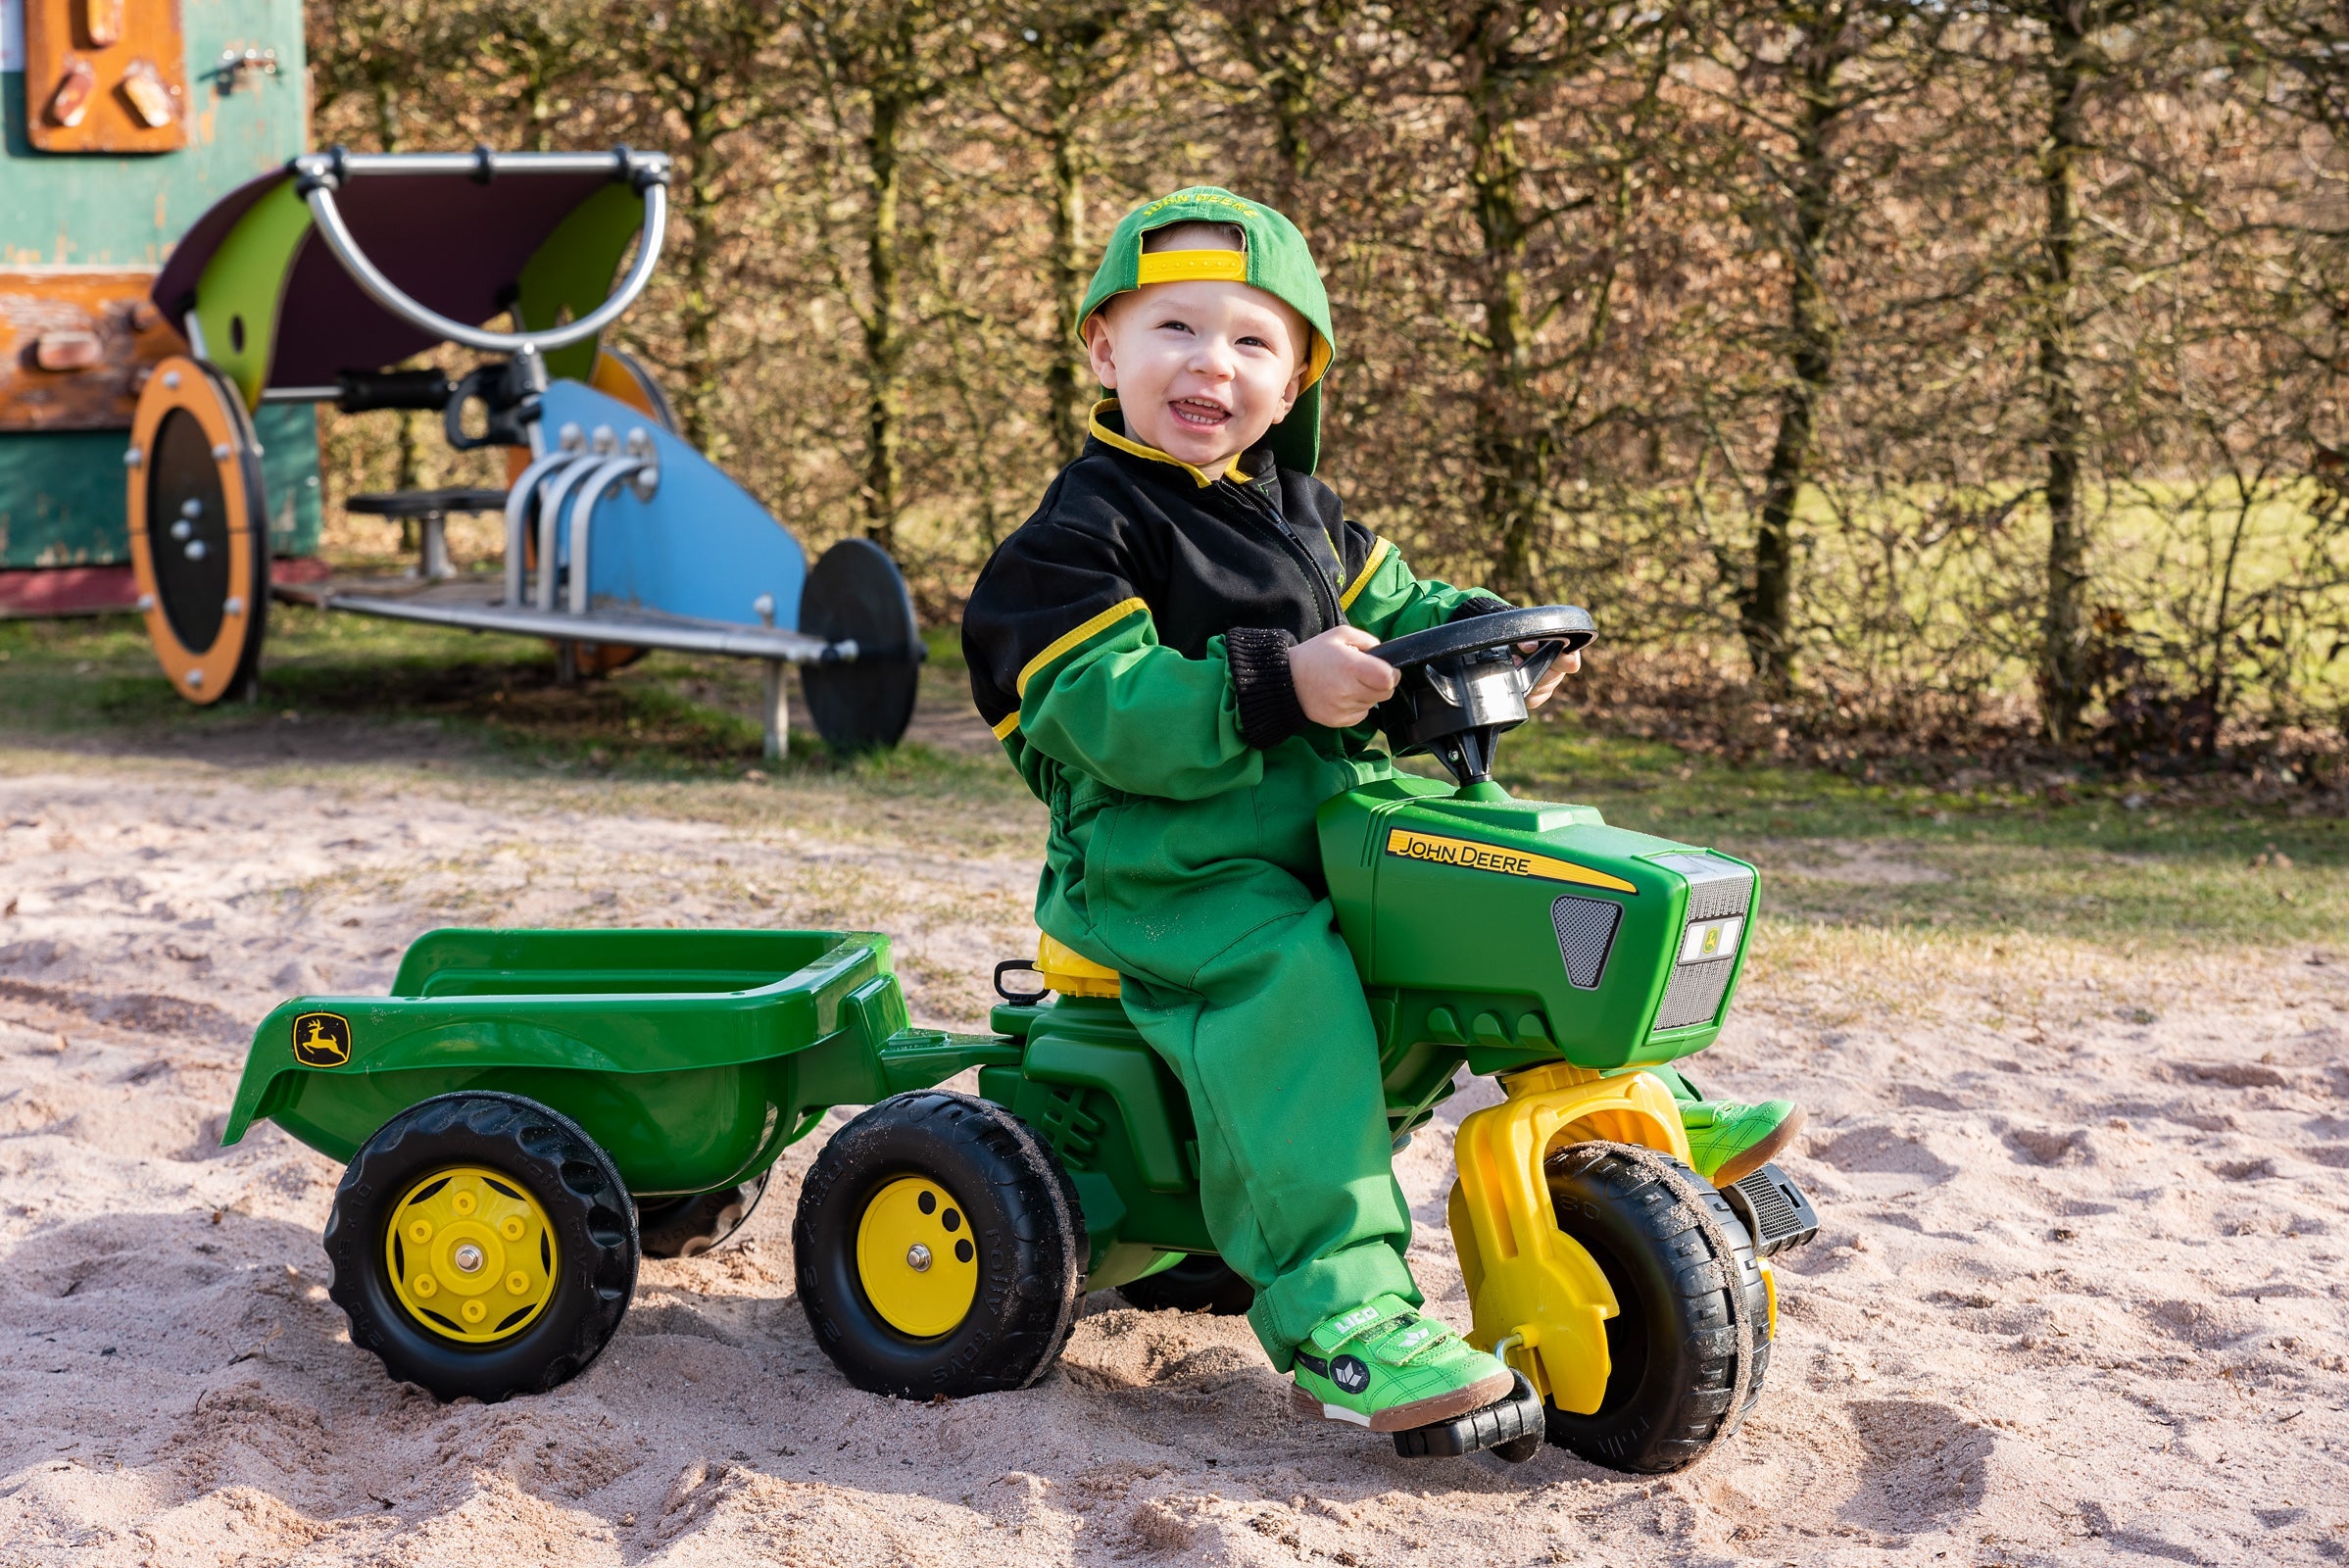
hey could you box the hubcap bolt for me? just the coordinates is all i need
[905,1244,931,1272]
[453,1243,485,1274]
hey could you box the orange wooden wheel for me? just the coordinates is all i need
[125,357,269,705]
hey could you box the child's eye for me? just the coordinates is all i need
[1156,319,1193,334]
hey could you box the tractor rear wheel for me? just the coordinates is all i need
[324,1092,638,1401]
[1116,1254,1255,1316]
[636,1168,771,1258]
[1540,1142,1769,1474]
[794,1092,1084,1397]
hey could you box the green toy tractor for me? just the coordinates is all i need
[223,606,1818,1473]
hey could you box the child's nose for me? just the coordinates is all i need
[1188,337,1237,377]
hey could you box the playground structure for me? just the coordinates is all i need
[1,0,319,616]
[127,145,922,753]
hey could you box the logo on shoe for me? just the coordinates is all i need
[1332,1355,1369,1394]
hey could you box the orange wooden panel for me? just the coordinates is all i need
[0,270,185,431]
[23,0,191,155]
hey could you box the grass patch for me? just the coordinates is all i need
[1495,708,2346,948]
[4,608,2340,948]
[5,611,984,761]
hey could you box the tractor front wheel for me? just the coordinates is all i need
[324,1092,638,1401]
[794,1092,1084,1397]
[1541,1142,1770,1474]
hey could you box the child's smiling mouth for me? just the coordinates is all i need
[1170,396,1232,428]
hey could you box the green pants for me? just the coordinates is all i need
[1056,775,1419,1371]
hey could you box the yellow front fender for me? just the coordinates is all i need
[1447,1062,1689,1414]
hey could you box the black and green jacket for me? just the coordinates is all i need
[964,403,1500,945]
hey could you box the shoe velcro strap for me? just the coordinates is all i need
[1308,1297,1414,1356]
[1361,1315,1449,1368]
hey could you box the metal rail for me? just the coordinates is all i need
[289,146,671,356]
[503,445,583,609]
[283,589,841,663]
[564,454,656,614]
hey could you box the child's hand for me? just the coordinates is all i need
[1524,643,1581,710]
[1289,626,1401,727]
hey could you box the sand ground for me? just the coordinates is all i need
[1,716,2344,1567]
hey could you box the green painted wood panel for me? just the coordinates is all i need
[2,0,318,569]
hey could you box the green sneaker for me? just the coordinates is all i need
[1682,1098,1807,1185]
[1289,1296,1514,1434]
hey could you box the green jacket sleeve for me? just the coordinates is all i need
[1338,534,1507,641]
[963,517,1266,802]
[1015,612,1265,802]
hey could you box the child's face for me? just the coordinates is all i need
[1084,277,1310,478]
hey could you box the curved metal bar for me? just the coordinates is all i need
[533,456,611,611]
[503,448,590,607]
[563,456,653,615]
[296,168,668,356]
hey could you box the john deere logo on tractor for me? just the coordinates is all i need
[292,1012,352,1066]
[1384,828,1637,893]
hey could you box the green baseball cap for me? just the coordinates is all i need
[1079,186,1337,474]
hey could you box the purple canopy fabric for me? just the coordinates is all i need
[151,165,618,386]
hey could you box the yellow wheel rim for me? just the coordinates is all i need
[384,1165,559,1344]
[855,1176,978,1339]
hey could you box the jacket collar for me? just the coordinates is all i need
[1088,399,1277,493]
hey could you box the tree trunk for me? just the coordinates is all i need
[375,80,420,538]
[2034,6,2091,746]
[1469,87,1545,600]
[675,89,723,455]
[1741,30,1845,699]
[861,87,907,551]
[1044,95,1088,466]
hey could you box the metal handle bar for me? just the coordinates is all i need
[290,145,671,356]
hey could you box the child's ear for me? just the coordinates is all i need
[1083,315,1119,390]
[1277,364,1305,418]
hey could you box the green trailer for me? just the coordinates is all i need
[1,0,319,614]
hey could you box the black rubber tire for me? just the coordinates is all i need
[636,1168,772,1259]
[1116,1253,1255,1316]
[795,1091,1085,1397]
[1540,1142,1769,1474]
[323,1092,638,1402]
[798,538,922,753]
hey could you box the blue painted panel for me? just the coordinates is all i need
[535,380,806,631]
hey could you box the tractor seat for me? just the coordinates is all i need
[344,487,511,517]
[1037,934,1120,998]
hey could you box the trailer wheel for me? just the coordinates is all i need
[795,1092,1084,1397]
[1117,1254,1255,1316]
[324,1092,638,1401]
[636,1168,771,1258]
[1540,1143,1769,1474]
[126,356,269,705]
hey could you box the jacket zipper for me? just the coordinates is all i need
[1220,479,1340,632]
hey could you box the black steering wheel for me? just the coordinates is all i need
[1368,604,1596,786]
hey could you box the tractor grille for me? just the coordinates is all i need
[1648,853,1756,1033]
[1650,853,1756,921]
[1654,958,1737,1031]
[1550,895,1623,990]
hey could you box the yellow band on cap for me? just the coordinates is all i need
[1137,250,1248,286]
